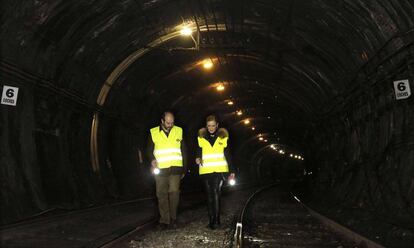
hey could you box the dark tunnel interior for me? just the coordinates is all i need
[1,0,414,245]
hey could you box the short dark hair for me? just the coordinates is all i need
[161,111,174,121]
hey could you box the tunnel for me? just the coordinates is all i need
[1,0,414,247]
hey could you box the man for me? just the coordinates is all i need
[147,111,187,229]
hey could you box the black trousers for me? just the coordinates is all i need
[202,173,224,225]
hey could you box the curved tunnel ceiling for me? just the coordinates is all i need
[3,0,414,165]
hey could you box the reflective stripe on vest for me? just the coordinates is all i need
[198,136,229,174]
[151,126,183,169]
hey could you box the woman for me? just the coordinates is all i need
[195,115,236,229]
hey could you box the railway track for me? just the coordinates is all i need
[232,184,385,248]
[0,183,253,248]
[94,183,254,248]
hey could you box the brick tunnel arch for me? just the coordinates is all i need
[0,0,413,236]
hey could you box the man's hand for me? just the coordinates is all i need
[151,159,158,169]
[195,157,202,166]
[151,159,160,175]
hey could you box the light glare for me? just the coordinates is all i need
[203,59,213,69]
[180,27,192,36]
[216,84,225,91]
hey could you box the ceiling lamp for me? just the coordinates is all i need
[203,59,213,70]
[216,84,225,91]
[180,27,192,36]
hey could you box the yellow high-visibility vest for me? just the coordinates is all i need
[198,135,229,174]
[150,126,183,169]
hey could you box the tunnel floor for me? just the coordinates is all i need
[1,183,412,247]
[121,187,255,248]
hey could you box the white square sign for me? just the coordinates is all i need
[393,79,411,100]
[1,85,19,106]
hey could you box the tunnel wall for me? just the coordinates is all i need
[306,58,414,228]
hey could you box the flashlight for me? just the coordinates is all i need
[229,178,236,186]
[153,168,160,175]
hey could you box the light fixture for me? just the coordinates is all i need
[180,27,192,36]
[259,137,264,141]
[216,84,225,91]
[243,119,250,125]
[294,155,298,158]
[251,127,255,130]
[279,150,284,154]
[203,59,213,70]
[153,168,160,175]
[227,100,234,105]
[236,110,243,116]
[264,139,268,142]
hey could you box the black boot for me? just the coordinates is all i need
[208,214,215,229]
[213,187,221,228]
[215,214,221,226]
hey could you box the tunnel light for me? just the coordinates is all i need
[251,127,255,130]
[259,137,264,141]
[229,178,236,186]
[279,150,284,154]
[236,110,243,116]
[203,59,214,70]
[153,168,160,175]
[227,100,234,105]
[216,84,225,91]
[270,144,275,149]
[294,155,298,158]
[264,139,268,142]
[180,27,192,36]
[298,156,302,159]
[290,154,293,157]
[243,119,250,125]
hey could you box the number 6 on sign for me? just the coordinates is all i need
[393,79,411,100]
[1,85,19,106]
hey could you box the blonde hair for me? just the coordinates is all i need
[206,115,218,123]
